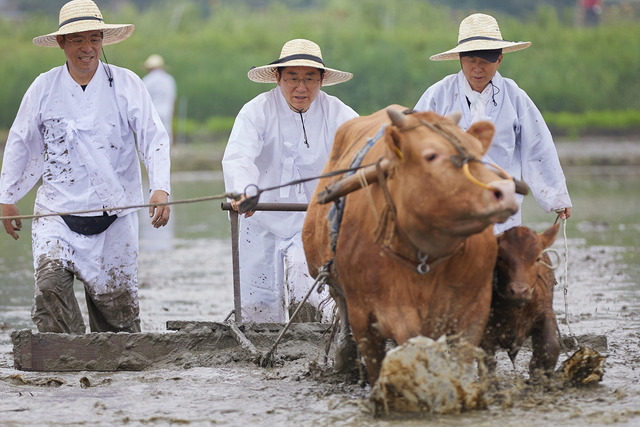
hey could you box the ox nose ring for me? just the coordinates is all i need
[462,163,503,193]
[462,163,529,196]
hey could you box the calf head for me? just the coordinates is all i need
[495,223,561,304]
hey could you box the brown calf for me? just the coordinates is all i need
[481,223,561,375]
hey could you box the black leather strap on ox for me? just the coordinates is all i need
[328,124,387,253]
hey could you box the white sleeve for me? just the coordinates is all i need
[222,104,264,195]
[0,79,45,204]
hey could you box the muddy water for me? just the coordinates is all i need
[1,164,639,426]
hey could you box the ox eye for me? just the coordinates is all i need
[425,153,437,162]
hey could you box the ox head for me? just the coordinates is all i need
[382,107,518,252]
[495,223,560,304]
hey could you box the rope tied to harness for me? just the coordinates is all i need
[238,160,379,213]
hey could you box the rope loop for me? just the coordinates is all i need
[540,248,561,269]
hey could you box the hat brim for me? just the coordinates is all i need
[430,40,531,61]
[247,59,353,86]
[33,23,135,47]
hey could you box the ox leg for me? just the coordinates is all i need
[333,295,359,374]
[529,316,560,376]
[350,316,385,385]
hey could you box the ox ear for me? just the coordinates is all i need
[466,121,495,154]
[385,124,404,160]
[540,222,560,248]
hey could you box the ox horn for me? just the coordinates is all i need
[446,111,462,125]
[387,107,407,127]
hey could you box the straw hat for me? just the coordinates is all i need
[33,0,135,47]
[247,39,353,86]
[144,54,165,70]
[430,13,530,61]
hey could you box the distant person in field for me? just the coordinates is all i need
[0,0,171,334]
[143,54,177,144]
[581,0,603,27]
[415,13,572,233]
[222,39,358,323]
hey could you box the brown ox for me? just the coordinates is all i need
[302,106,518,383]
[481,224,561,375]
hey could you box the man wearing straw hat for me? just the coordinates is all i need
[0,0,171,333]
[222,39,358,323]
[415,13,572,233]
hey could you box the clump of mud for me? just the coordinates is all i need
[370,335,488,416]
[557,346,607,386]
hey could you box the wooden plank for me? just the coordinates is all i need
[11,322,332,372]
[11,324,237,372]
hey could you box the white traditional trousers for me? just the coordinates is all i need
[238,218,333,323]
[31,212,140,333]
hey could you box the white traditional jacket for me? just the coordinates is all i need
[415,70,571,231]
[143,68,177,138]
[222,86,358,238]
[0,62,171,216]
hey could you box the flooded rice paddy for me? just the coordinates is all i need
[0,143,639,426]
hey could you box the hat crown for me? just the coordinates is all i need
[247,38,352,86]
[59,0,103,28]
[458,13,503,43]
[429,13,530,61]
[279,39,323,62]
[33,0,134,47]
[145,54,165,69]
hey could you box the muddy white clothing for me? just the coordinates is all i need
[143,68,177,143]
[31,212,140,332]
[0,62,171,331]
[415,70,571,233]
[222,86,357,322]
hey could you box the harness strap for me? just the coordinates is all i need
[372,157,448,275]
[329,125,387,253]
[330,113,488,275]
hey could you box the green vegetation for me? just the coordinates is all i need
[1,0,639,140]
[544,109,640,139]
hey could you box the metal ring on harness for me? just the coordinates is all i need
[416,251,430,275]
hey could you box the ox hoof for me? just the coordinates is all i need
[289,301,318,323]
[334,332,359,374]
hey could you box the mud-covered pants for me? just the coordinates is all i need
[31,212,141,333]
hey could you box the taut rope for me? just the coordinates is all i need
[0,193,243,222]
[558,217,579,348]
